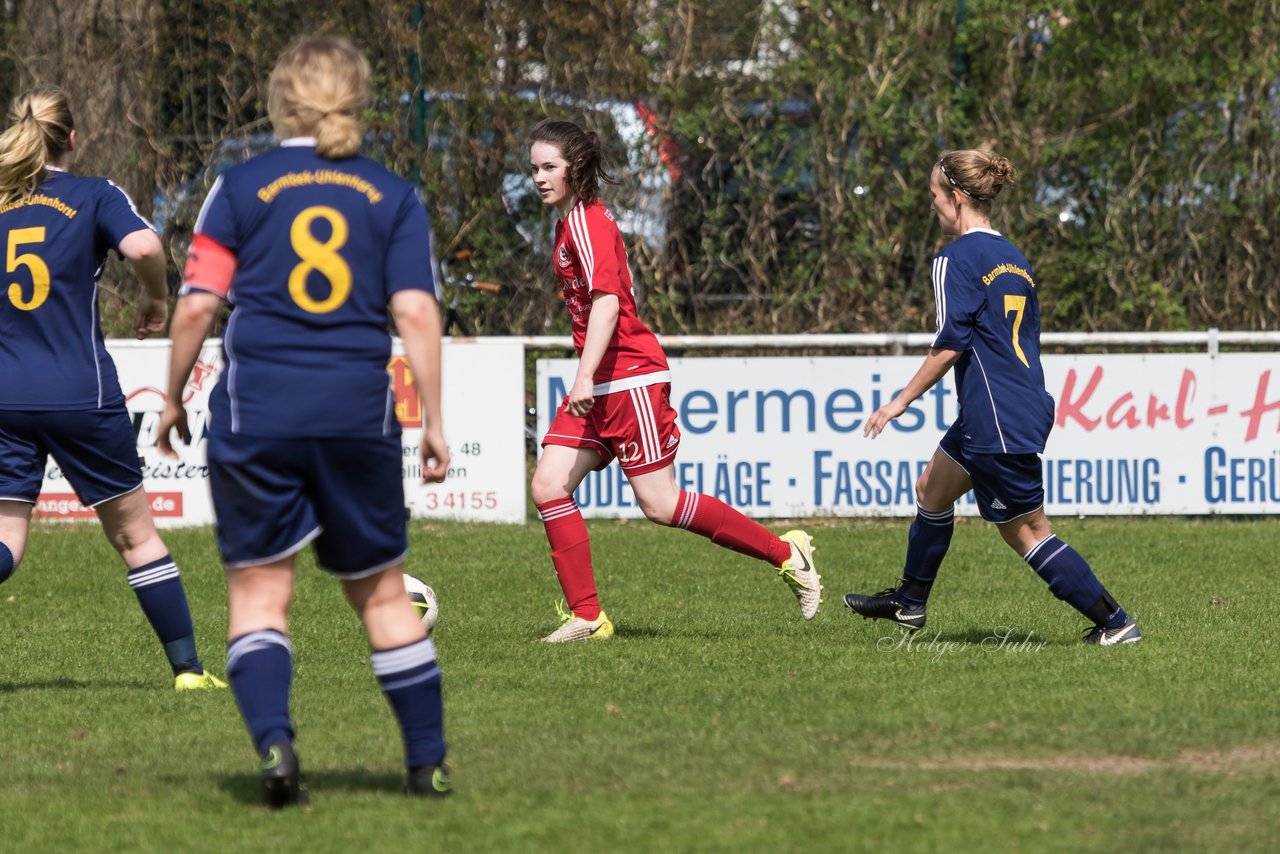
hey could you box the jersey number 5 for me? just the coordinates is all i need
[289,206,351,314]
[1003,294,1030,368]
[6,227,51,311]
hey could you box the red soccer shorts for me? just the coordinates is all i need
[542,382,681,475]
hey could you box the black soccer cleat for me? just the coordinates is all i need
[843,587,927,631]
[406,763,453,798]
[1082,617,1142,646]
[260,741,308,809]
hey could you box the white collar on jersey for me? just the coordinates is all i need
[281,137,316,147]
[963,226,1002,237]
[45,165,67,172]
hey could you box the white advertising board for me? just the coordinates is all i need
[34,338,527,526]
[536,354,1280,517]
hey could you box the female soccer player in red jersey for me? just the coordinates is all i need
[158,36,452,806]
[527,119,822,642]
[0,86,225,690]
[844,149,1140,645]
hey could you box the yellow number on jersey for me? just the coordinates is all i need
[1003,294,1030,368]
[288,206,351,314]
[6,227,51,311]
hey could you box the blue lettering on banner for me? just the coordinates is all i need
[574,458,774,509]
[1204,446,1280,504]
[573,466,636,509]
[812,451,948,507]
[681,390,718,434]
[543,370,955,437]
[1042,458,1161,505]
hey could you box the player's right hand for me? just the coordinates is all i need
[863,397,908,439]
[420,426,450,483]
[566,376,595,416]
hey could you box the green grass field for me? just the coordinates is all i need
[2,516,1277,852]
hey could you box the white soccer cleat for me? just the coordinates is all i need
[541,601,614,643]
[779,530,822,620]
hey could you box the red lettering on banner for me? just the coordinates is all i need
[34,493,96,518]
[387,356,423,428]
[1056,367,1103,430]
[1105,393,1141,429]
[1241,370,1280,443]
[1174,369,1196,428]
[35,492,184,519]
[149,492,184,517]
[1146,396,1170,426]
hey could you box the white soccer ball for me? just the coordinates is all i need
[403,573,439,632]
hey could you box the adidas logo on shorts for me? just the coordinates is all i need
[665,435,678,449]
[990,498,1007,510]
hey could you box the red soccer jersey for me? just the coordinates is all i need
[554,199,669,391]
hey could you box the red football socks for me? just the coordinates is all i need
[672,491,790,567]
[536,497,601,620]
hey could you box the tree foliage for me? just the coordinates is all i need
[1,0,1276,336]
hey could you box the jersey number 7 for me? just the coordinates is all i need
[1003,294,1030,368]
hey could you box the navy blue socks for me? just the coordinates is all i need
[1024,535,1124,625]
[897,505,954,605]
[127,555,201,674]
[227,630,295,756]
[372,637,446,768]
[0,542,13,585]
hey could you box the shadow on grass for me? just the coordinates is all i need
[0,678,149,692]
[218,769,405,805]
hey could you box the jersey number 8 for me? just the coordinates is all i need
[6,227,51,311]
[289,206,351,314]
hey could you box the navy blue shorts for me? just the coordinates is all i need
[206,432,408,577]
[0,406,143,506]
[938,421,1044,524]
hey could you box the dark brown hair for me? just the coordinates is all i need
[528,118,618,204]
[936,149,1017,214]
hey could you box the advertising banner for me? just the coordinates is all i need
[536,354,1280,517]
[35,338,527,526]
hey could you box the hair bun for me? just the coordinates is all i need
[986,154,1017,185]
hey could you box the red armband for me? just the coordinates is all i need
[181,233,237,298]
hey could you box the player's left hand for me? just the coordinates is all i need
[156,400,189,458]
[134,291,169,339]
[420,426,450,483]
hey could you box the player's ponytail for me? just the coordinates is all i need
[936,149,1017,214]
[267,35,369,160]
[528,118,619,205]
[0,87,74,206]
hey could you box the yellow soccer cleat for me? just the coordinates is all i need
[779,530,822,620]
[541,600,614,643]
[174,670,229,691]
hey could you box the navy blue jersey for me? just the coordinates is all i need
[0,169,151,409]
[191,141,436,438]
[931,228,1055,454]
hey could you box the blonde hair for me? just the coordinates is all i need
[0,86,74,205]
[267,35,369,160]
[936,149,1017,214]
